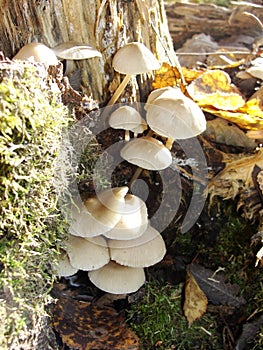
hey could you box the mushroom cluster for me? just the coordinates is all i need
[57,186,166,294]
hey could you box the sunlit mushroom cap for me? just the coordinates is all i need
[88,261,145,294]
[109,106,143,131]
[108,225,166,267]
[56,250,78,277]
[146,87,206,140]
[66,234,109,271]
[69,187,129,237]
[104,193,148,240]
[144,87,175,110]
[120,136,172,170]
[13,43,58,65]
[52,41,102,60]
[112,42,161,75]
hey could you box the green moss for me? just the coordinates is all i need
[127,281,220,349]
[0,61,71,349]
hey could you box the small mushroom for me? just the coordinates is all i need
[66,234,110,271]
[145,87,206,149]
[109,105,146,141]
[69,186,129,237]
[88,261,145,294]
[56,250,78,277]
[13,42,58,66]
[120,136,172,170]
[107,42,161,106]
[52,41,102,75]
[104,193,148,240]
[108,225,166,268]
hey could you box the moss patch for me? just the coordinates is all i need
[0,61,71,349]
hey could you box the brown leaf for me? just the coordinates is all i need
[183,271,208,326]
[203,118,257,150]
[52,297,140,350]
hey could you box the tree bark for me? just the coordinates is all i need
[0,0,177,103]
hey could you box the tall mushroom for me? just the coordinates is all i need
[145,87,206,149]
[107,42,161,106]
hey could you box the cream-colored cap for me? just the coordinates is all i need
[88,261,145,294]
[120,136,172,170]
[112,42,161,75]
[13,43,58,65]
[108,225,166,267]
[66,234,109,271]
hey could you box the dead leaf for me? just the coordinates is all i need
[189,264,246,307]
[257,169,263,194]
[203,98,263,130]
[207,148,263,202]
[183,271,208,326]
[203,118,257,149]
[52,297,140,350]
[152,62,181,90]
[187,69,245,110]
[236,315,263,350]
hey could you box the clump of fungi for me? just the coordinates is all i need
[56,42,207,294]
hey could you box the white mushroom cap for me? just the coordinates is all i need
[52,41,102,60]
[13,43,58,65]
[69,187,129,237]
[108,225,166,267]
[56,250,78,277]
[88,261,145,294]
[104,193,148,240]
[109,106,143,131]
[246,66,263,80]
[146,87,206,140]
[144,87,176,110]
[131,117,148,134]
[66,234,110,271]
[120,136,172,170]
[112,42,161,75]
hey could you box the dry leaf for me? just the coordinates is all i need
[52,297,140,350]
[207,148,263,202]
[257,169,263,194]
[183,271,208,326]
[152,62,181,89]
[189,264,246,308]
[203,118,257,150]
[203,98,263,130]
[187,69,245,110]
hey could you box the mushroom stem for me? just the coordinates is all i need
[165,137,174,150]
[128,129,154,189]
[107,74,132,106]
[125,130,130,141]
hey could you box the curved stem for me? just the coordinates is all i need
[107,74,132,106]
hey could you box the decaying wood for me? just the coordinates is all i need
[165,1,263,49]
[0,0,176,103]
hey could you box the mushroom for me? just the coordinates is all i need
[69,186,128,238]
[65,234,110,271]
[104,193,148,240]
[88,261,145,294]
[108,225,166,268]
[145,87,206,149]
[120,136,172,170]
[109,105,147,141]
[56,250,78,277]
[144,86,175,110]
[51,41,102,75]
[13,42,58,66]
[107,42,161,106]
